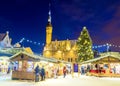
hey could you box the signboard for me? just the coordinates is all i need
[74,63,78,72]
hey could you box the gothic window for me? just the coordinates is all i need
[75,58,78,62]
[71,58,73,62]
[68,58,70,62]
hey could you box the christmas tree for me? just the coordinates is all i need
[77,26,94,62]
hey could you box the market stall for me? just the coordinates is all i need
[35,58,58,78]
[57,60,72,75]
[0,57,9,73]
[10,51,40,80]
[80,52,120,77]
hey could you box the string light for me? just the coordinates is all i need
[92,43,120,49]
[17,38,120,49]
[17,38,45,46]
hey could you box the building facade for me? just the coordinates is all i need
[0,31,34,55]
[43,9,78,63]
[0,31,12,48]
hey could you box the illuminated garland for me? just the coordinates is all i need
[17,38,120,49]
[18,38,44,46]
[92,43,120,49]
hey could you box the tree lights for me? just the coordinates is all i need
[77,27,94,62]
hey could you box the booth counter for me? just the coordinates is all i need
[10,51,40,80]
[80,52,120,77]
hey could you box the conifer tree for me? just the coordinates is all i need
[77,27,94,62]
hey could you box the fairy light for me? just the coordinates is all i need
[16,38,45,46]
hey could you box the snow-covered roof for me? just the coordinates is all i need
[80,52,120,64]
[10,51,39,61]
[0,52,12,57]
[10,51,59,63]
[0,33,6,41]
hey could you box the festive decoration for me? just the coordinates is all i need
[77,27,94,62]
[15,37,120,53]
[16,38,44,46]
[92,43,120,49]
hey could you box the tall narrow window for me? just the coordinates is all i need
[71,58,72,62]
[68,58,70,62]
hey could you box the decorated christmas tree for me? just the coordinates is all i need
[77,27,93,62]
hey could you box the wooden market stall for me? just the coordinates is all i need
[38,57,58,78]
[39,58,72,78]
[80,52,120,77]
[10,51,63,80]
[10,51,73,80]
[10,51,40,80]
[0,53,12,73]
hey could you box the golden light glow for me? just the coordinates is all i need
[43,14,78,63]
[24,47,33,54]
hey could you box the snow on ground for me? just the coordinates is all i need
[0,74,120,86]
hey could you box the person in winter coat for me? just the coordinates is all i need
[40,66,45,81]
[35,65,40,82]
[63,66,66,78]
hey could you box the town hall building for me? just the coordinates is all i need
[43,9,78,63]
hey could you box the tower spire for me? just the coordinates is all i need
[46,3,53,45]
[48,3,51,23]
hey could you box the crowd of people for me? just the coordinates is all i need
[34,65,68,82]
[35,65,45,82]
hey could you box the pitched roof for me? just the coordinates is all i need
[10,51,60,63]
[0,33,6,41]
[0,52,12,57]
[80,52,120,64]
[10,51,40,61]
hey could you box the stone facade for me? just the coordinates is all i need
[43,9,78,63]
